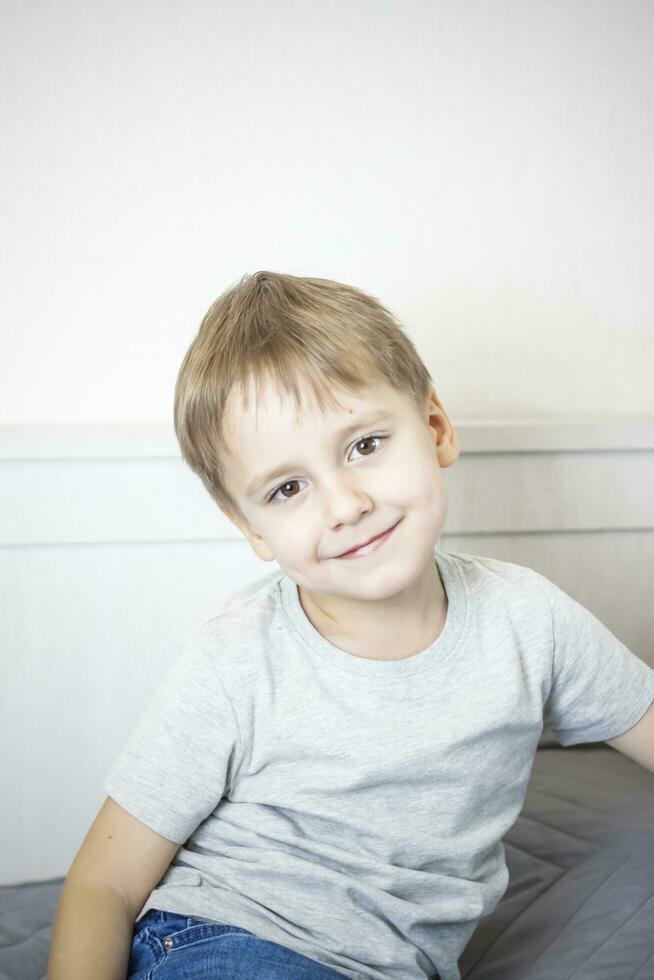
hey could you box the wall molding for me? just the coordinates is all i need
[1,416,654,460]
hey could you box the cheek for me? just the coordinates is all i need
[384,453,443,503]
[272,519,312,553]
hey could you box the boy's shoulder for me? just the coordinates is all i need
[441,552,558,656]
[442,548,545,593]
[188,566,286,647]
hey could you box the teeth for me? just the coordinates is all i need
[352,539,378,555]
[340,522,397,557]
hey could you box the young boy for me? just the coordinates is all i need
[48,271,654,980]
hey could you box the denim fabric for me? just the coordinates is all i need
[127,907,348,979]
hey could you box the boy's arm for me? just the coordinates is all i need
[48,796,182,979]
[47,880,135,980]
[605,699,654,773]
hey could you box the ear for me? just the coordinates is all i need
[425,390,460,469]
[218,504,277,563]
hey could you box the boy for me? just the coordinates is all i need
[48,271,654,980]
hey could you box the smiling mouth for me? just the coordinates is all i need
[335,519,401,559]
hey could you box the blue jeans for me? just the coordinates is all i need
[127,908,349,979]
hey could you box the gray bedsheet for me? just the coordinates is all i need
[2,744,654,980]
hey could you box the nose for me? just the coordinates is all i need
[323,476,374,533]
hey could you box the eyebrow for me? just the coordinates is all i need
[245,411,394,497]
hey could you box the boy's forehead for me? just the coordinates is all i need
[223,374,408,437]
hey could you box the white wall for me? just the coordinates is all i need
[1,0,653,426]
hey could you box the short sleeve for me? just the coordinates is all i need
[103,628,242,844]
[534,571,654,747]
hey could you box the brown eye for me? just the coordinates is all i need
[354,437,377,456]
[278,481,300,500]
[348,434,385,462]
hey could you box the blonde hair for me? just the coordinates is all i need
[173,271,435,523]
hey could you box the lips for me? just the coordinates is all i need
[335,520,400,558]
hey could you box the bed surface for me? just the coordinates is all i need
[460,744,654,979]
[2,744,654,980]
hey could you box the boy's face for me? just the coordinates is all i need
[219,372,459,652]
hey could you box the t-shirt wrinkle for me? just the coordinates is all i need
[530,567,556,698]
[192,631,245,788]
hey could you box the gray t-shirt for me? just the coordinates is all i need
[103,549,654,980]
